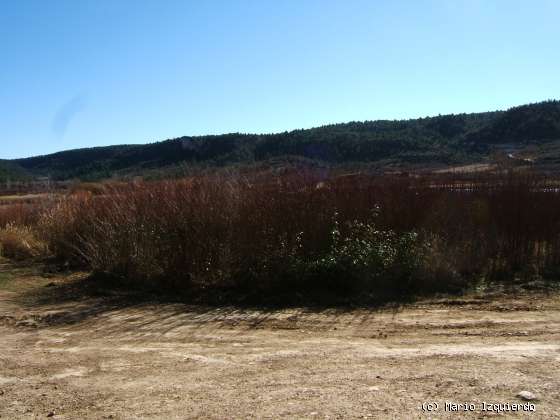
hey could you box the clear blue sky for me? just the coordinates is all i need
[1,0,559,159]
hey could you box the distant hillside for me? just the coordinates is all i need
[12,100,560,180]
[0,160,31,183]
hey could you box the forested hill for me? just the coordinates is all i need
[10,100,560,181]
[0,160,32,183]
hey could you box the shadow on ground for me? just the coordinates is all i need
[8,265,405,333]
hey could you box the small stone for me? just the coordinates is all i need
[517,391,537,401]
[47,411,55,417]
[368,386,380,391]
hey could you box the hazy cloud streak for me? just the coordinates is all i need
[52,94,86,138]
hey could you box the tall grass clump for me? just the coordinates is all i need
[0,198,53,261]
[0,223,45,260]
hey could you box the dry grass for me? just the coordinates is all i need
[0,223,45,260]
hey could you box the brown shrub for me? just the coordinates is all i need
[0,202,43,227]
[38,170,560,298]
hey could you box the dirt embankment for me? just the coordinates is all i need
[0,262,559,419]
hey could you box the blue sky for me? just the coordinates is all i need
[1,0,559,159]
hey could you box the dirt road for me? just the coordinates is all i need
[0,262,559,419]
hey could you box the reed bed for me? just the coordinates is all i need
[25,170,560,300]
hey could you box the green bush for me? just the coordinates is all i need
[274,218,429,297]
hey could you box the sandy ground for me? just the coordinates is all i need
[0,262,559,419]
